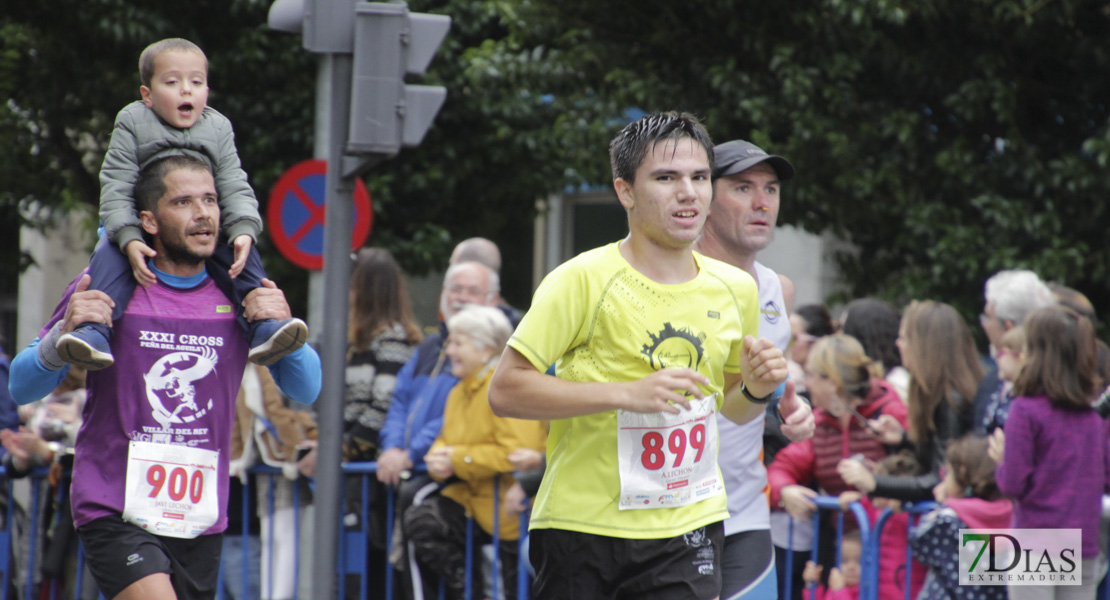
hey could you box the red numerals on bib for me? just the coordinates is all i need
[146,465,205,504]
[639,423,707,471]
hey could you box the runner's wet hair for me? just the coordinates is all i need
[608,112,714,184]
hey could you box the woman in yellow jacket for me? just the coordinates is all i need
[404,304,547,600]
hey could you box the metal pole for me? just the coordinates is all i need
[312,51,354,600]
[306,54,333,344]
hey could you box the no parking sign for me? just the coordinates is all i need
[267,159,373,270]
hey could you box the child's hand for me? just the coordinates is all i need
[780,484,819,520]
[125,240,157,288]
[802,560,822,584]
[508,448,544,471]
[838,490,863,511]
[837,458,877,493]
[987,428,1005,464]
[230,235,253,279]
[828,567,845,591]
[868,414,905,445]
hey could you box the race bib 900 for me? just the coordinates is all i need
[122,440,219,538]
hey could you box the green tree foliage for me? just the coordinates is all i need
[0,0,594,311]
[4,0,1110,334]
[361,0,625,306]
[0,0,316,311]
[469,0,1110,333]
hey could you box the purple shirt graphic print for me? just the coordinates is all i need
[67,279,249,533]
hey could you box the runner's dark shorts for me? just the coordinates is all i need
[530,521,724,599]
[77,515,223,600]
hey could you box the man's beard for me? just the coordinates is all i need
[157,226,213,267]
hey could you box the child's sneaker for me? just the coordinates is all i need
[56,326,115,371]
[248,318,308,366]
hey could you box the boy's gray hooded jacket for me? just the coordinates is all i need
[99,100,262,251]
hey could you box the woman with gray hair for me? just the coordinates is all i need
[444,305,513,361]
[403,305,547,600]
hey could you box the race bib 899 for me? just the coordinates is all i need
[616,394,724,510]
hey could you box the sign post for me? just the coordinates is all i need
[316,52,358,599]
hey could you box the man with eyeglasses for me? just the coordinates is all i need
[971,269,1054,434]
[449,236,523,327]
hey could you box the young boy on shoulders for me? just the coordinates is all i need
[58,38,306,371]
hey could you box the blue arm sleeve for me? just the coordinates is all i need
[408,415,444,466]
[9,338,70,406]
[379,357,418,451]
[266,345,322,405]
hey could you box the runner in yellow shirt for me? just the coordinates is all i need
[490,111,805,600]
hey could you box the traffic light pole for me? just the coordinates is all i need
[267,2,448,592]
[314,52,367,600]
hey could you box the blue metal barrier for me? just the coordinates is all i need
[782,496,873,600]
[0,467,102,600]
[780,497,945,600]
[517,512,529,600]
[339,462,374,600]
[868,501,935,600]
[0,473,12,598]
[1103,543,1110,600]
[224,462,530,600]
[0,469,1058,600]
[25,469,42,600]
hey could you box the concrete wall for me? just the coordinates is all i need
[17,205,97,350]
[758,224,846,309]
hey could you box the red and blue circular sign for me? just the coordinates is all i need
[267,159,373,270]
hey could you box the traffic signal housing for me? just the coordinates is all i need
[347,2,451,157]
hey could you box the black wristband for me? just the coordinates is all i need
[740,382,773,405]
